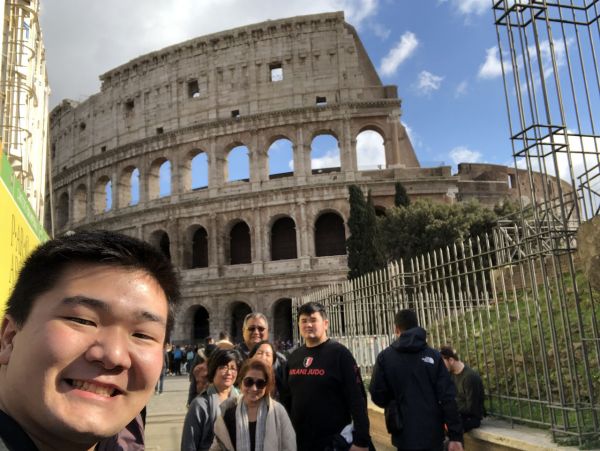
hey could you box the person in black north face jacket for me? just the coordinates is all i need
[369,309,463,451]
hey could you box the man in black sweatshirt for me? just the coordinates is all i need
[369,309,463,451]
[282,302,371,451]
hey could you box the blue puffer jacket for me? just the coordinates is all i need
[369,327,463,449]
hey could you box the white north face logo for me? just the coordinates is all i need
[422,356,434,364]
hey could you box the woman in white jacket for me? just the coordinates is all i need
[214,358,296,451]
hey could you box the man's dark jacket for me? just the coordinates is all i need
[369,327,463,449]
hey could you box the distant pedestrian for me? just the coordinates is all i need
[440,346,485,432]
[174,345,184,376]
[369,309,463,450]
[156,343,170,394]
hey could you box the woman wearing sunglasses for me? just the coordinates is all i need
[181,349,243,451]
[214,358,296,451]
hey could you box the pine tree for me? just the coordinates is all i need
[394,181,410,207]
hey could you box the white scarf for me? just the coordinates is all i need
[235,395,268,451]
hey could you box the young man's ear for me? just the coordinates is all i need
[394,325,401,337]
[0,315,18,365]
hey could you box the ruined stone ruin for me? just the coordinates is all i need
[47,12,553,343]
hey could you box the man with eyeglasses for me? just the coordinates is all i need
[236,313,287,398]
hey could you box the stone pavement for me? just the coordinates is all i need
[144,374,395,450]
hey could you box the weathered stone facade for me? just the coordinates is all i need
[47,12,563,344]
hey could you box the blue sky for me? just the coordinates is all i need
[41,0,514,195]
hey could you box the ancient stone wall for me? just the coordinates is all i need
[47,12,567,344]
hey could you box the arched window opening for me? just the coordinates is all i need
[192,227,209,268]
[230,221,251,265]
[191,152,208,190]
[356,129,386,170]
[73,185,87,222]
[230,302,252,344]
[56,192,69,229]
[226,145,250,183]
[193,307,210,341]
[273,298,293,343]
[148,158,171,199]
[93,176,111,214]
[268,138,294,179]
[271,217,297,260]
[150,230,171,261]
[130,169,140,205]
[311,134,340,173]
[315,212,346,256]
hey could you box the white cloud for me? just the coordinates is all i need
[356,130,386,169]
[455,0,489,16]
[449,146,482,165]
[415,70,444,95]
[455,80,468,97]
[311,150,341,169]
[379,31,419,76]
[478,46,509,79]
[370,22,391,40]
[39,0,379,107]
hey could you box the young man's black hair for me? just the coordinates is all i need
[394,309,418,332]
[5,229,180,336]
[296,301,328,320]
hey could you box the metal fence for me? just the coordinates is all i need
[292,221,599,445]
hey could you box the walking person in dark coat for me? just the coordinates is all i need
[369,309,463,451]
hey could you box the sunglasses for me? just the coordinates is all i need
[242,377,267,389]
[247,326,266,333]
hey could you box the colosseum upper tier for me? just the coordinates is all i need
[48,11,540,343]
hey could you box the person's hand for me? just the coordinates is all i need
[447,440,464,451]
[349,446,368,451]
[193,362,209,393]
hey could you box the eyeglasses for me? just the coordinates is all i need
[242,377,267,389]
[218,365,238,374]
[247,326,266,333]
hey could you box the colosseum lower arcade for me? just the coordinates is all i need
[47,12,547,344]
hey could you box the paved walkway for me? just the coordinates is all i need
[144,374,394,450]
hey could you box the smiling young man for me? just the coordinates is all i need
[283,302,371,451]
[0,230,180,451]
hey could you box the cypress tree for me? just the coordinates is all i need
[394,181,410,207]
[346,185,382,279]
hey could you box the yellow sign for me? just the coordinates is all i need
[0,154,47,318]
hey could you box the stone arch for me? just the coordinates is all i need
[93,175,112,214]
[226,144,250,183]
[267,137,294,179]
[270,216,297,260]
[311,132,340,173]
[192,306,210,341]
[56,192,69,229]
[356,129,386,170]
[149,229,171,260]
[272,298,293,343]
[186,225,208,269]
[118,165,139,207]
[184,149,209,191]
[73,184,87,222]
[314,211,346,256]
[229,301,252,344]
[148,157,171,199]
[229,220,251,265]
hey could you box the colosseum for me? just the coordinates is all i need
[47,11,553,344]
